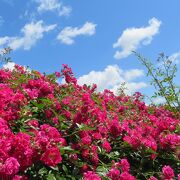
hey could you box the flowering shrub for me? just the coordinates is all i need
[0,64,179,179]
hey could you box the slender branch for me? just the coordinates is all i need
[162,58,180,109]
[134,52,172,107]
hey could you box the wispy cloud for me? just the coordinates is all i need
[0,37,14,46]
[57,22,97,45]
[113,17,161,59]
[58,6,72,17]
[78,65,147,95]
[169,51,180,64]
[151,97,166,105]
[0,20,57,50]
[19,10,36,21]
[35,0,72,17]
[0,16,4,26]
[157,51,180,67]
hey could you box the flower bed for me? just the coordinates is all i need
[0,64,179,179]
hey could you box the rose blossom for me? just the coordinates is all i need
[41,147,62,167]
[162,165,174,179]
[3,157,20,175]
[120,158,130,172]
[84,171,101,180]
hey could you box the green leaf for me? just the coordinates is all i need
[145,148,158,155]
[60,146,78,155]
[62,165,68,174]
[30,100,45,109]
[50,166,59,171]
[47,173,56,180]
[38,167,48,176]
[96,166,109,177]
[76,123,96,131]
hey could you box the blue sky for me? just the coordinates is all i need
[0,0,180,103]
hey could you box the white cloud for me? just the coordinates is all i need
[0,16,4,26]
[0,20,57,50]
[151,97,166,105]
[57,22,97,45]
[3,62,15,70]
[19,10,36,21]
[37,0,60,12]
[157,51,180,67]
[110,82,147,95]
[169,51,180,64]
[78,65,124,91]
[77,65,147,95]
[2,62,31,73]
[35,0,71,16]
[0,37,13,46]
[123,69,144,81]
[113,17,161,59]
[58,6,72,17]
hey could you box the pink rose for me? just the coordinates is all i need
[162,165,174,179]
[41,147,62,167]
[102,140,112,153]
[120,159,130,172]
[3,157,20,175]
[84,171,101,180]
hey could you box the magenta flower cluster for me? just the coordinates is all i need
[0,64,179,179]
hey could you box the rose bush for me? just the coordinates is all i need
[0,64,179,179]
